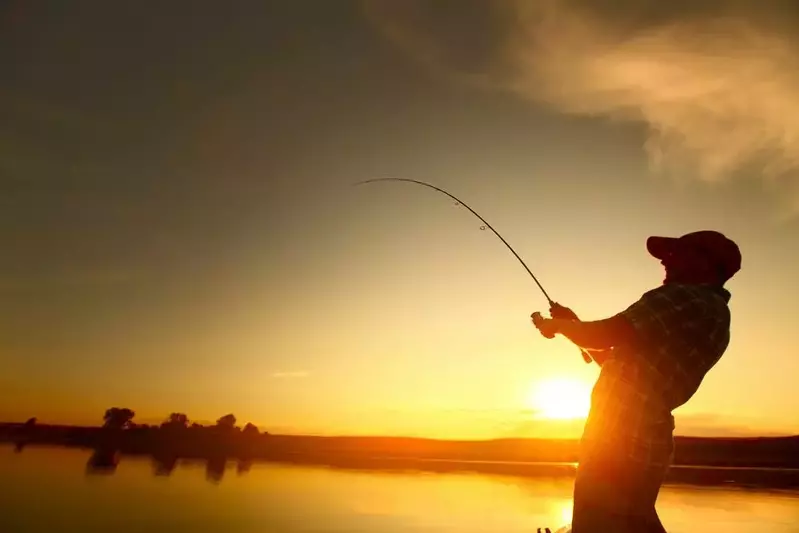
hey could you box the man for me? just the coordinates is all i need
[531,230,741,533]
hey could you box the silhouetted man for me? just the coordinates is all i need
[532,230,741,533]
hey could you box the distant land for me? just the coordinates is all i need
[3,413,799,488]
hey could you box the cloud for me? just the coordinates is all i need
[363,0,799,208]
[271,371,309,379]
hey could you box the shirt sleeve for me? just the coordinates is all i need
[616,285,706,347]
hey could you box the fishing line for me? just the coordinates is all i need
[353,177,593,364]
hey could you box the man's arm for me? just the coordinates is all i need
[548,303,611,366]
[549,285,706,364]
[547,315,638,353]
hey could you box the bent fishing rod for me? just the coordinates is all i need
[353,177,592,365]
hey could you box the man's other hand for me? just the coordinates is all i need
[531,312,558,339]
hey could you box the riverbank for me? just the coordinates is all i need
[6,442,799,489]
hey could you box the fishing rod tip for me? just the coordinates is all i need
[351,177,398,187]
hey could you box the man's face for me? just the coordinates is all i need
[660,244,715,284]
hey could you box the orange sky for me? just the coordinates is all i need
[1,1,798,439]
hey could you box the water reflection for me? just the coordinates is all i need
[4,445,799,533]
[86,447,120,475]
[81,447,253,484]
[206,456,226,484]
[237,459,252,475]
[14,443,799,491]
[152,453,177,476]
[76,448,576,486]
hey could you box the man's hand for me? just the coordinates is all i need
[550,302,578,321]
[531,312,559,339]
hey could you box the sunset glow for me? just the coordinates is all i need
[529,378,592,420]
[2,1,798,442]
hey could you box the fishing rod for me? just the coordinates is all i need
[354,177,592,365]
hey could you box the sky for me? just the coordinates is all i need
[1,0,798,439]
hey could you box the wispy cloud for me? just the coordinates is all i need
[363,0,799,210]
[271,371,309,379]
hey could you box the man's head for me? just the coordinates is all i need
[646,230,741,286]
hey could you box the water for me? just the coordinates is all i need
[2,446,798,533]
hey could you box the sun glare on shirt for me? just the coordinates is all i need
[529,378,592,420]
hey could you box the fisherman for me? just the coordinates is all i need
[531,230,741,533]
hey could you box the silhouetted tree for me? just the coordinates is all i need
[103,408,135,430]
[162,413,189,429]
[190,422,203,429]
[242,423,259,436]
[216,414,236,430]
[24,417,37,428]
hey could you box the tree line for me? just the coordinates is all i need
[98,408,265,435]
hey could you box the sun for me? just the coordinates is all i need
[529,378,592,420]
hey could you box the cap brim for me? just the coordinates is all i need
[647,236,678,259]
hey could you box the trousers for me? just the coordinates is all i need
[570,452,671,533]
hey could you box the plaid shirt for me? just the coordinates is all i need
[580,283,732,468]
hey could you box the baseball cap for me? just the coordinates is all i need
[646,230,741,282]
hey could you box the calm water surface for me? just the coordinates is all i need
[2,446,798,533]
